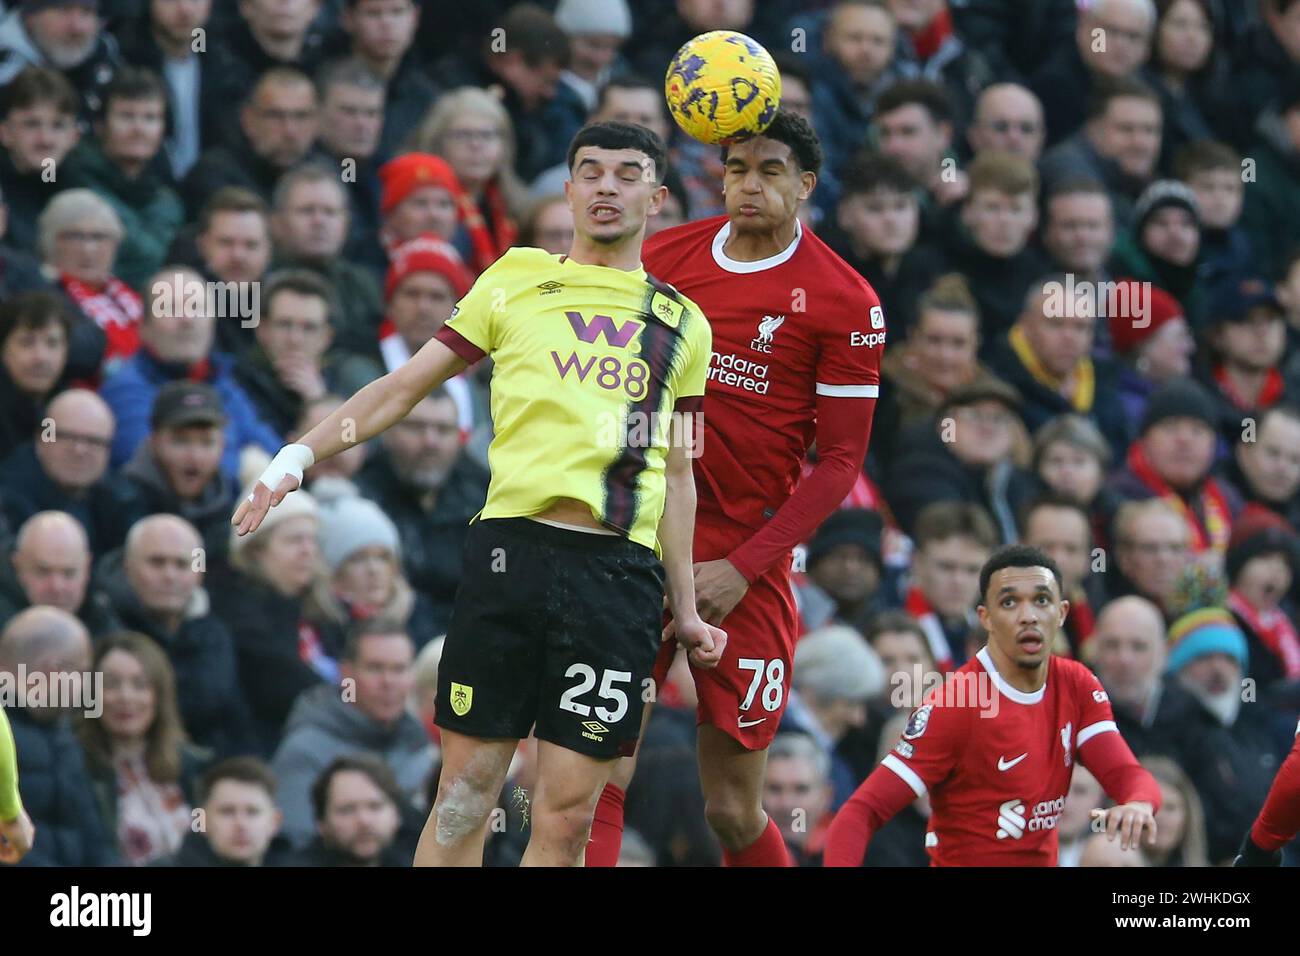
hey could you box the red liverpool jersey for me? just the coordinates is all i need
[642,216,884,531]
[885,649,1124,866]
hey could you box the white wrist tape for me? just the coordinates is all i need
[255,443,315,493]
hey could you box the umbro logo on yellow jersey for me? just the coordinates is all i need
[537,281,564,295]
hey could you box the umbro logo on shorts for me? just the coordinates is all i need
[580,720,609,742]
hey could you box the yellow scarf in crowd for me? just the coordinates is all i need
[1009,325,1095,412]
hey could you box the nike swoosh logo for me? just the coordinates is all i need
[738,717,768,728]
[998,753,1028,771]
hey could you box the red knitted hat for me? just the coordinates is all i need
[379,153,462,217]
[1107,280,1184,355]
[384,234,473,303]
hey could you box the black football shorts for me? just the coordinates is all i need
[435,517,666,758]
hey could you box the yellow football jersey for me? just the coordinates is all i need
[434,247,711,551]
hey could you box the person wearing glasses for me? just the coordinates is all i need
[0,387,128,557]
[965,83,1046,163]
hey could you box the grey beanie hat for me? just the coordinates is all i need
[554,0,632,37]
[793,625,887,701]
[312,477,401,573]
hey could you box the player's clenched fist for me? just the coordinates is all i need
[1101,801,1158,851]
[664,616,728,669]
[231,443,314,536]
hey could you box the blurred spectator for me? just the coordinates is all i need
[1282,246,1300,344]
[80,630,208,865]
[192,188,274,357]
[965,83,1045,163]
[339,0,439,158]
[269,164,384,358]
[888,0,996,134]
[0,605,117,866]
[114,0,218,180]
[0,178,51,302]
[163,757,290,865]
[305,478,440,649]
[99,514,252,756]
[0,388,126,556]
[1039,180,1117,293]
[1148,0,1225,164]
[1030,0,1155,146]
[864,611,937,711]
[1108,280,1194,427]
[883,379,1036,542]
[1032,415,1116,531]
[948,152,1049,340]
[354,389,487,633]
[234,269,380,438]
[1165,606,1281,862]
[812,0,904,179]
[1141,753,1210,866]
[872,274,997,467]
[378,239,477,434]
[1201,277,1288,440]
[438,3,571,183]
[1079,830,1149,866]
[1224,506,1300,690]
[296,394,368,487]
[0,0,121,122]
[517,194,573,256]
[409,634,443,744]
[899,501,997,669]
[291,754,410,865]
[375,152,464,277]
[210,0,327,113]
[412,87,524,274]
[1109,498,1194,613]
[63,67,184,289]
[761,732,833,867]
[986,277,1129,456]
[1111,179,1205,324]
[1039,77,1163,230]
[1226,404,1300,529]
[0,510,118,637]
[1239,80,1300,279]
[0,291,77,462]
[870,79,966,223]
[180,67,320,218]
[1229,0,1300,149]
[786,623,886,807]
[798,507,885,633]
[1057,765,1102,866]
[1175,140,1252,301]
[309,59,385,270]
[0,66,79,254]
[101,264,281,480]
[213,480,336,755]
[272,622,430,848]
[1021,494,1100,654]
[37,189,140,370]
[115,381,236,562]
[552,0,633,117]
[825,154,947,340]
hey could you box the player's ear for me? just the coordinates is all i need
[799,170,816,202]
[1057,598,1070,627]
[647,183,668,216]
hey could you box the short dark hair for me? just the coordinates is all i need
[102,66,167,114]
[1174,139,1240,180]
[1019,492,1092,542]
[595,73,659,114]
[722,109,823,176]
[1255,402,1300,436]
[263,269,340,330]
[567,120,668,184]
[198,186,270,235]
[914,501,999,552]
[1,66,79,120]
[841,153,916,197]
[978,544,1063,604]
[1043,178,1112,225]
[316,56,385,102]
[199,757,277,805]
[865,610,933,663]
[492,3,569,68]
[340,616,412,662]
[0,290,73,347]
[770,52,813,93]
[875,79,954,127]
[1087,75,1160,120]
[310,754,404,822]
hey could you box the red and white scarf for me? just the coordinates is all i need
[905,585,956,673]
[1229,589,1300,679]
[62,273,142,362]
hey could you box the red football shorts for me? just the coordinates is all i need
[652,518,798,750]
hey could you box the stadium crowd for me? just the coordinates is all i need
[0,0,1298,867]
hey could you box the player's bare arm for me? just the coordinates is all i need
[1101,801,1158,851]
[660,414,727,668]
[232,336,468,535]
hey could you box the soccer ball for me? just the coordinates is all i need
[664,30,782,146]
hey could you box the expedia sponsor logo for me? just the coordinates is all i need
[850,330,887,348]
[708,352,770,394]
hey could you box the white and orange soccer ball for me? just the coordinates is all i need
[664,30,782,146]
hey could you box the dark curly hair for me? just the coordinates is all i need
[978,545,1064,605]
[722,109,823,176]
